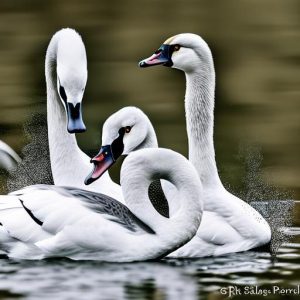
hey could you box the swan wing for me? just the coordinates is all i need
[6,185,153,240]
[198,211,264,255]
[1,185,155,258]
[197,211,242,245]
[60,187,155,234]
[0,196,51,245]
[170,211,260,257]
[204,189,271,244]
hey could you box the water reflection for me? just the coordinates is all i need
[0,240,299,300]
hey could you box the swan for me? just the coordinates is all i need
[42,28,121,200]
[0,148,202,261]
[139,34,271,255]
[0,140,21,172]
[86,106,271,256]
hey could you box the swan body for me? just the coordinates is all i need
[90,105,270,257]
[0,148,202,261]
[139,33,271,255]
[45,29,122,201]
[0,140,21,172]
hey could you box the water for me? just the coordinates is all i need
[0,236,300,300]
[0,1,299,299]
[0,200,299,300]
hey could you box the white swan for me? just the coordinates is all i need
[87,105,270,256]
[0,140,21,172]
[44,28,121,200]
[139,34,271,255]
[0,148,202,261]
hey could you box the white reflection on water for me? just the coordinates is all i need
[0,240,299,300]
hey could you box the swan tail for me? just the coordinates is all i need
[0,195,22,251]
[0,195,50,258]
[0,195,22,209]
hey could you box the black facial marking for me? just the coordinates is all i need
[111,127,126,161]
[59,85,67,103]
[160,44,175,67]
[20,200,43,226]
[154,48,162,55]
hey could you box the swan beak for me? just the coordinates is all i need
[139,44,173,68]
[66,102,86,133]
[85,145,115,185]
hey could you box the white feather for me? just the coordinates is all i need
[0,149,202,261]
[45,29,122,201]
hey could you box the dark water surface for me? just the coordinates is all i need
[0,1,299,299]
[0,235,300,300]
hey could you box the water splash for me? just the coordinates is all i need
[225,145,294,255]
[0,169,9,194]
[7,112,53,192]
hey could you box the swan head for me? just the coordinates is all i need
[139,33,213,73]
[53,28,87,133]
[85,106,157,185]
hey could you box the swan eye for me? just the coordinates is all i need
[173,44,181,51]
[125,126,131,133]
[59,85,67,102]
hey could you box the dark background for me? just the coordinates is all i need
[0,0,299,198]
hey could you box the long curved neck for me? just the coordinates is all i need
[45,36,84,184]
[121,149,202,253]
[185,66,222,188]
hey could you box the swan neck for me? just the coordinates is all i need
[45,36,81,183]
[185,69,222,187]
[121,150,202,250]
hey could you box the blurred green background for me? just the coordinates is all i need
[0,0,299,198]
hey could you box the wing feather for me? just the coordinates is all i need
[0,185,154,253]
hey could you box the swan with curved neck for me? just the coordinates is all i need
[138,34,271,255]
[45,28,121,200]
[85,107,181,218]
[0,148,202,261]
[87,103,271,256]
